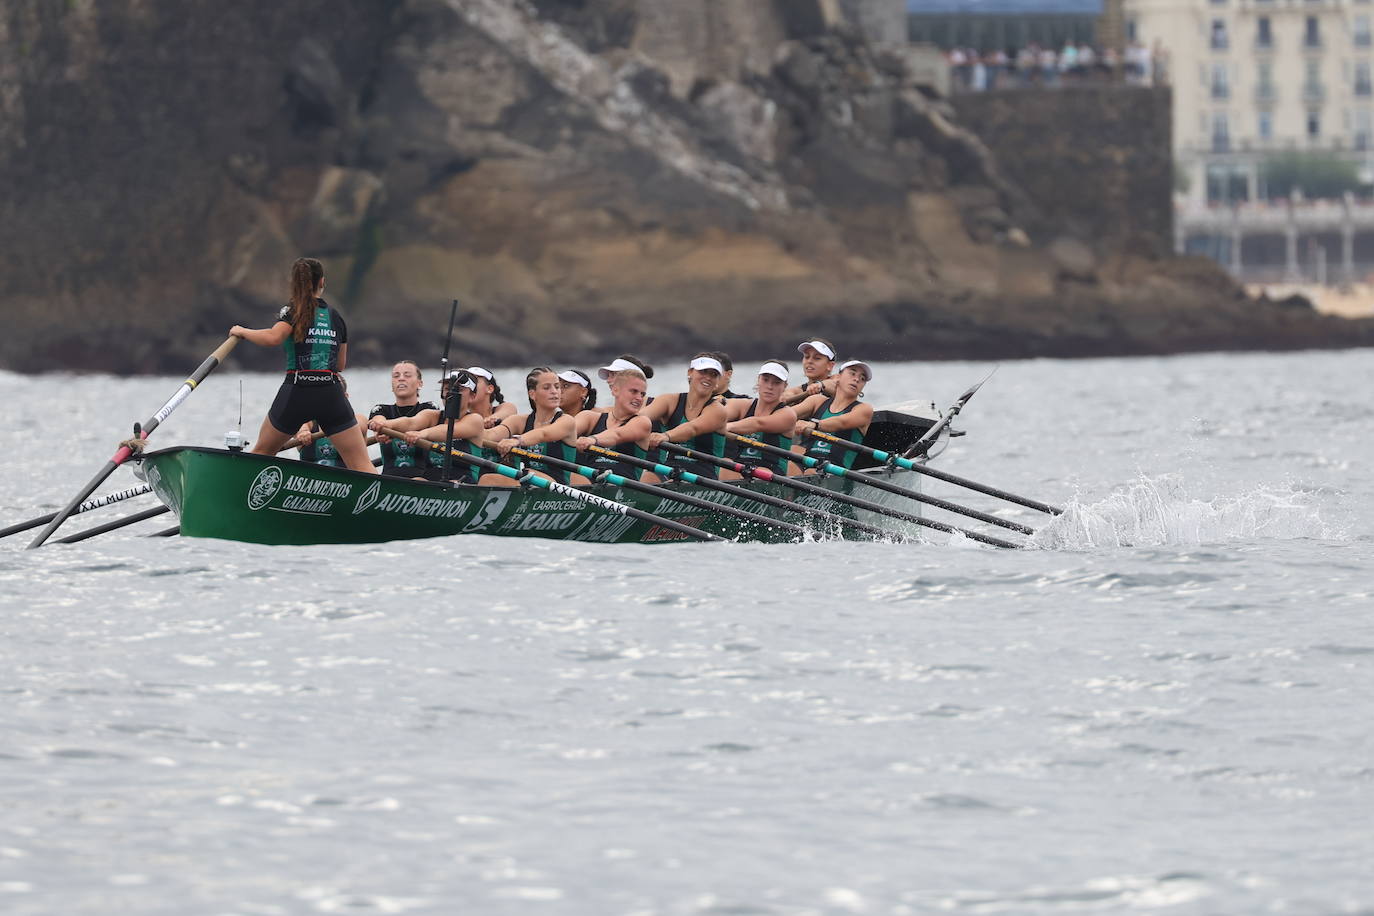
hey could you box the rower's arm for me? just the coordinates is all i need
[229,320,291,347]
[337,343,348,371]
[485,416,523,451]
[808,402,873,434]
[516,413,576,447]
[491,402,518,422]
[665,401,727,443]
[369,409,441,434]
[729,406,796,436]
[593,415,651,449]
[791,394,826,420]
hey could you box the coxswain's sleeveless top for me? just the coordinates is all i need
[518,412,580,486]
[440,427,493,485]
[725,400,793,475]
[803,397,865,470]
[581,412,660,481]
[299,432,341,467]
[369,401,438,478]
[277,299,347,385]
[663,393,725,480]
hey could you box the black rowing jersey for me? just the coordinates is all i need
[368,401,438,478]
[276,299,347,381]
[518,412,580,485]
[580,412,660,481]
[725,400,793,475]
[804,397,865,469]
[662,393,725,480]
[299,432,342,467]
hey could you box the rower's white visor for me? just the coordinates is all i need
[558,370,590,387]
[796,340,836,360]
[466,366,494,381]
[446,371,477,392]
[758,361,789,382]
[689,356,725,375]
[597,358,639,380]
[837,359,873,381]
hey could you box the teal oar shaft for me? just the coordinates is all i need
[811,430,1063,516]
[1,484,152,540]
[389,432,725,543]
[55,505,172,544]
[29,336,240,548]
[506,447,808,539]
[584,445,893,540]
[662,442,1020,549]
[729,433,1033,535]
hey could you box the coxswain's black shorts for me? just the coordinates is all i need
[267,380,357,437]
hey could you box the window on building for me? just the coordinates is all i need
[1205,162,1249,203]
[1126,18,1137,42]
[1212,111,1231,151]
[1307,109,1321,137]
[1212,62,1230,98]
[1357,61,1372,95]
[1304,17,1321,48]
[1357,109,1373,149]
[1357,15,1372,47]
[1211,19,1229,50]
[1258,61,1274,98]
[1258,110,1273,140]
[1256,17,1272,49]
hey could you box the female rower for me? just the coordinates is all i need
[641,354,729,480]
[782,337,838,403]
[488,367,589,486]
[467,366,517,428]
[792,359,875,471]
[229,257,377,474]
[720,360,798,480]
[558,369,597,416]
[367,360,439,478]
[575,360,660,483]
[396,371,495,484]
[709,352,749,400]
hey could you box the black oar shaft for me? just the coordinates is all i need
[55,506,172,545]
[731,434,1034,535]
[661,442,1019,549]
[1,484,153,540]
[507,447,808,539]
[29,336,239,548]
[811,430,1063,516]
[585,445,893,540]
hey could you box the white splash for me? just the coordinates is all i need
[1029,474,1341,550]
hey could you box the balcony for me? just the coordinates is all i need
[1357,34,1373,48]
[1212,83,1231,100]
[1212,134,1232,152]
[1303,82,1326,101]
[1255,37,1274,52]
[1357,81,1373,97]
[1255,84,1278,103]
[1211,36,1230,50]
[1304,36,1323,50]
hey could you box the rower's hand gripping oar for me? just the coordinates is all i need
[28,336,241,549]
[903,367,997,459]
[660,441,1021,549]
[806,429,1063,516]
[381,429,726,543]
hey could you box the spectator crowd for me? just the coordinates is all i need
[947,40,1167,92]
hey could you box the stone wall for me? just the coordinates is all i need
[838,0,907,45]
[952,86,1174,257]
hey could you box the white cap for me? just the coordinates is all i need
[797,340,836,360]
[597,358,640,380]
[758,361,789,382]
[558,369,590,387]
[836,359,873,381]
[466,366,494,381]
[689,356,725,375]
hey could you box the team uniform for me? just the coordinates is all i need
[368,401,439,478]
[299,433,341,467]
[725,400,793,475]
[265,300,356,437]
[803,397,866,470]
[581,412,662,481]
[515,411,580,486]
[661,393,725,480]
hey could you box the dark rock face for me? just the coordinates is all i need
[0,0,1368,375]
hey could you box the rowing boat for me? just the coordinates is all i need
[136,403,941,546]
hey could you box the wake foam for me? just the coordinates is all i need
[1029,474,1341,550]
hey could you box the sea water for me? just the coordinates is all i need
[0,350,1370,915]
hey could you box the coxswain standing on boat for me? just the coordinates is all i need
[229,257,377,474]
[489,367,590,486]
[574,359,661,483]
[782,338,838,403]
[293,377,366,467]
[365,360,438,478]
[720,360,799,481]
[641,354,729,480]
[792,359,875,472]
[558,369,597,416]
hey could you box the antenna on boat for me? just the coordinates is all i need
[439,298,460,482]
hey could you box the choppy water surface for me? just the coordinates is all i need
[1,351,1371,915]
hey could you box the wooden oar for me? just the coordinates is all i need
[727,433,1034,535]
[504,446,811,540]
[582,445,895,540]
[659,442,1021,549]
[383,430,725,543]
[55,505,172,545]
[1,484,153,540]
[807,429,1063,516]
[29,336,240,549]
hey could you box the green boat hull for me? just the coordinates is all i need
[139,447,924,546]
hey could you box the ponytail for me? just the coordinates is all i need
[584,388,598,410]
[288,257,325,343]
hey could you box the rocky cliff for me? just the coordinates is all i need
[1,0,1368,374]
